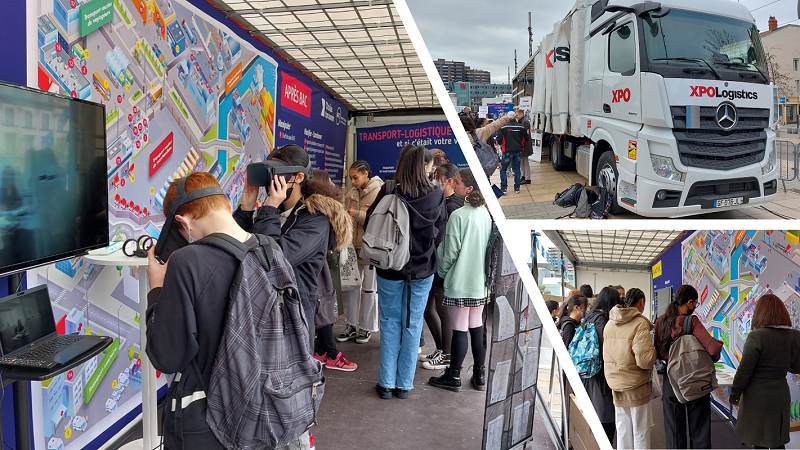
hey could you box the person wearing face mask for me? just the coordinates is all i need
[338,160,383,345]
[420,163,462,371]
[654,285,722,449]
[557,294,588,348]
[234,145,353,353]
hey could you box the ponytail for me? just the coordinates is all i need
[458,168,485,207]
[557,294,587,327]
[658,284,698,353]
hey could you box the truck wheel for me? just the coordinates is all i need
[550,135,574,171]
[596,151,623,215]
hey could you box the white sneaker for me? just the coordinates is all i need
[419,348,442,362]
[422,352,450,370]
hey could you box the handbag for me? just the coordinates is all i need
[339,244,362,291]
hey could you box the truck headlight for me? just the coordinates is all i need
[651,155,686,182]
[762,142,777,175]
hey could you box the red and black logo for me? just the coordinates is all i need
[546,47,570,68]
[690,86,758,100]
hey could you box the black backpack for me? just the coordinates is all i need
[554,183,585,207]
[590,187,614,219]
[556,186,598,219]
[470,131,500,177]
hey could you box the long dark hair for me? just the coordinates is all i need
[308,169,343,201]
[458,168,485,207]
[460,115,477,133]
[657,284,697,353]
[394,144,433,198]
[436,163,458,180]
[558,294,587,327]
[590,286,621,318]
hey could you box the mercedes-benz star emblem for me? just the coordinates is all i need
[716,102,737,131]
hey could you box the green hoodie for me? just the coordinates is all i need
[437,205,492,300]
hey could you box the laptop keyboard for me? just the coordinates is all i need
[0,334,84,369]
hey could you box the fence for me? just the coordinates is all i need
[776,140,799,190]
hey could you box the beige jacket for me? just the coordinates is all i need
[467,114,513,147]
[603,305,657,407]
[344,176,383,263]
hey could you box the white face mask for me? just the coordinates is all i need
[181,221,196,243]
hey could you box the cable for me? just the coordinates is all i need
[750,0,782,12]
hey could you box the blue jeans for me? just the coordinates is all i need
[500,151,522,191]
[376,275,434,390]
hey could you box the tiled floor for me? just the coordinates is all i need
[494,150,800,220]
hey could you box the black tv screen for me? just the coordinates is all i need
[0,81,109,276]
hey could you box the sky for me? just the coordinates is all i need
[406,0,800,83]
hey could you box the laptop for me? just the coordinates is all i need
[0,285,108,371]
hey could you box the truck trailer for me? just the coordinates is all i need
[528,0,780,217]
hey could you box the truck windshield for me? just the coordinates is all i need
[642,9,768,77]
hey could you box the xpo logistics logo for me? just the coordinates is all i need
[690,85,758,100]
[546,47,570,68]
[612,88,631,103]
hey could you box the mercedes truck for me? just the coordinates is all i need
[530,0,780,217]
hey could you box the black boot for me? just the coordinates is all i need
[472,365,486,391]
[429,367,462,392]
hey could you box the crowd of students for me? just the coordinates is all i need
[555,284,800,449]
[142,143,497,448]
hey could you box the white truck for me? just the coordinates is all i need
[530,0,780,217]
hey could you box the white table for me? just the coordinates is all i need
[83,253,158,449]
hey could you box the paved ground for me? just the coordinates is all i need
[120,314,558,450]
[496,140,800,220]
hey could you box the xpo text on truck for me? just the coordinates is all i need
[528,0,780,217]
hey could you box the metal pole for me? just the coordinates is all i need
[560,252,565,303]
[532,232,540,284]
[529,13,533,57]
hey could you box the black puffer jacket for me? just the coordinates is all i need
[365,186,446,281]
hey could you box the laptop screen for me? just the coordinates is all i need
[0,285,56,356]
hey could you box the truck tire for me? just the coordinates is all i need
[595,151,623,215]
[550,135,574,171]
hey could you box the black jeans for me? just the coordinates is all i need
[314,324,338,359]
[662,372,711,449]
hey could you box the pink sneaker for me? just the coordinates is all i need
[325,352,357,371]
[313,352,328,364]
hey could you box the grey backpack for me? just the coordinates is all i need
[192,233,324,449]
[470,131,500,177]
[360,181,411,271]
[666,315,717,404]
[557,187,592,219]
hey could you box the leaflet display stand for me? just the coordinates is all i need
[83,254,158,450]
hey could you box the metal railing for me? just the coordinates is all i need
[776,140,798,184]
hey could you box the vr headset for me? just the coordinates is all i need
[246,148,312,187]
[153,177,225,264]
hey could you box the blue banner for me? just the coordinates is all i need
[652,233,689,291]
[487,103,514,117]
[356,121,466,179]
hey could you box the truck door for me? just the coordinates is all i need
[603,19,642,126]
[602,18,642,209]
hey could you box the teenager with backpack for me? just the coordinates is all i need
[497,108,529,194]
[654,285,722,449]
[235,145,353,354]
[604,288,657,449]
[145,172,316,450]
[337,160,382,345]
[421,164,463,371]
[427,169,493,392]
[731,294,800,449]
[365,145,446,399]
[582,287,622,442]
[557,294,588,347]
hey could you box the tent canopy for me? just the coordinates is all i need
[210,0,436,112]
[545,230,685,270]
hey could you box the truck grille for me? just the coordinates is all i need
[671,106,768,170]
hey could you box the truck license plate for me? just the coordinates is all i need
[714,197,744,208]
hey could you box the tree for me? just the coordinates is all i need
[539,285,551,296]
[764,47,792,100]
[461,101,469,106]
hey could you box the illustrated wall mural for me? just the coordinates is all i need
[682,230,800,429]
[29,0,349,448]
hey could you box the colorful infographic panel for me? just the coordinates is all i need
[30,0,348,448]
[682,230,800,425]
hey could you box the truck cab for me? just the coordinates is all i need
[545,0,780,217]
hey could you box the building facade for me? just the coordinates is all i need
[470,83,512,106]
[760,17,800,124]
[434,59,491,84]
